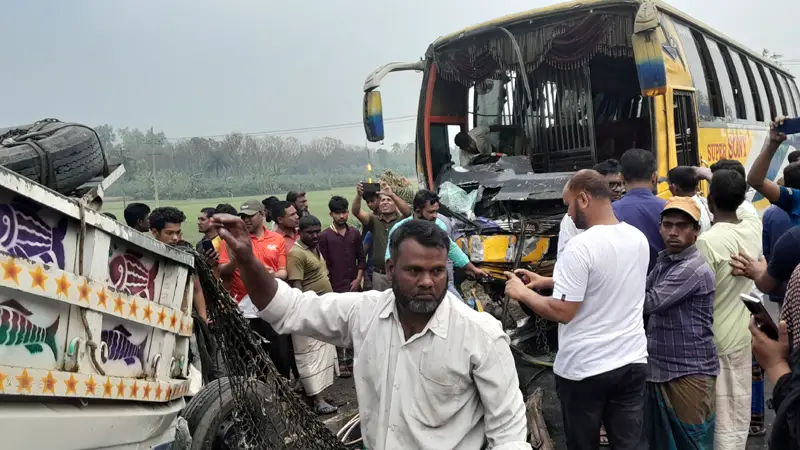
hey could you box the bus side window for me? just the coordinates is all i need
[691,30,725,118]
[718,43,748,120]
[738,53,765,122]
[770,69,790,116]
[757,63,780,119]
[750,60,775,122]
[789,81,800,119]
[674,21,711,120]
[778,75,798,117]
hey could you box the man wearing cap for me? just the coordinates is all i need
[642,197,718,448]
[218,199,294,379]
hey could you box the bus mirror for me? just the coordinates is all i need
[363,90,385,142]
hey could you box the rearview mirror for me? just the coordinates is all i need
[363,90,384,142]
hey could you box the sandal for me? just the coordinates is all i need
[314,401,339,415]
[600,427,609,446]
[749,425,767,437]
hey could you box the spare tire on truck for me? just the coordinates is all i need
[182,377,288,450]
[0,119,107,195]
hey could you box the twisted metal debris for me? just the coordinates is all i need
[192,251,347,450]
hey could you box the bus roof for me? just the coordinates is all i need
[433,0,794,78]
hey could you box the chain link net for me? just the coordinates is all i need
[193,251,347,450]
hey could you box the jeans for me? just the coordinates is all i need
[555,363,647,450]
[447,282,463,300]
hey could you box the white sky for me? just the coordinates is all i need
[2,0,798,149]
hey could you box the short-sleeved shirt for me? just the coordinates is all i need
[763,206,793,302]
[319,225,366,293]
[767,226,800,286]
[776,186,800,226]
[287,241,333,295]
[612,188,667,273]
[275,227,300,253]
[218,226,287,301]
[365,214,402,271]
[696,207,762,356]
[384,217,470,268]
[552,222,649,381]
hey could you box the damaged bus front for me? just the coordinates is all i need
[363,1,654,289]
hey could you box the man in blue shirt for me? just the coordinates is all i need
[748,117,800,225]
[762,176,794,306]
[385,190,488,295]
[612,148,666,273]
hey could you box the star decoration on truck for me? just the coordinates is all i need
[84,376,97,396]
[0,370,7,392]
[102,378,113,397]
[29,265,47,290]
[113,296,125,315]
[55,273,71,297]
[41,371,57,394]
[16,369,32,393]
[96,288,108,308]
[2,258,21,284]
[142,303,152,322]
[129,299,139,318]
[64,374,78,395]
[77,280,91,303]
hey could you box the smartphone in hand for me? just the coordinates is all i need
[741,293,780,340]
[777,118,800,135]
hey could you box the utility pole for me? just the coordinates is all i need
[148,129,160,207]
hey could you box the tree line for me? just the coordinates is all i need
[95,125,416,201]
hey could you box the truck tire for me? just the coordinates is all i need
[0,121,106,195]
[182,377,287,450]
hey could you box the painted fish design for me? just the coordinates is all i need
[101,324,147,366]
[0,197,68,269]
[108,249,158,300]
[0,299,60,356]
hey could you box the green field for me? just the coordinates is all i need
[102,187,357,245]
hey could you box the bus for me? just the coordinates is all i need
[362,0,800,285]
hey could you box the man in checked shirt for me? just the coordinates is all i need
[642,196,718,448]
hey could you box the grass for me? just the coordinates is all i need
[102,187,357,245]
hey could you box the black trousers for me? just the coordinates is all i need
[248,318,296,380]
[555,363,647,450]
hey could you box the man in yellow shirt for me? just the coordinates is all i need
[695,169,762,449]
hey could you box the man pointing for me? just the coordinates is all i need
[211,215,530,450]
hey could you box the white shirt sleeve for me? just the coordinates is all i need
[258,280,365,348]
[473,332,533,450]
[557,214,581,258]
[552,240,590,303]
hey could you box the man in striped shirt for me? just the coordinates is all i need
[643,196,718,448]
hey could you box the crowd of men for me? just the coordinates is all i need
[504,117,800,449]
[108,117,800,449]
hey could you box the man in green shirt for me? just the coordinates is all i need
[352,182,411,291]
[287,215,339,415]
[385,190,488,297]
[695,169,762,447]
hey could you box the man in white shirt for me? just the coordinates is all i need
[211,216,531,450]
[557,159,624,258]
[504,169,649,450]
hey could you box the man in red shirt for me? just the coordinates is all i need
[218,199,293,378]
[271,201,301,250]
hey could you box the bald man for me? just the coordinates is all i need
[504,169,649,450]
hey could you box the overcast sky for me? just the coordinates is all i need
[2,0,797,148]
